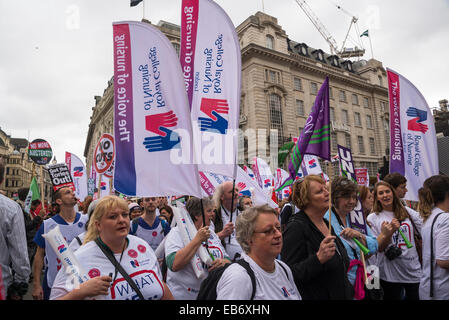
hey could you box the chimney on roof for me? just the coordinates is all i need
[439,99,448,112]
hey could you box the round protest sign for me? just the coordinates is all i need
[103,160,115,178]
[94,134,115,174]
[28,139,53,165]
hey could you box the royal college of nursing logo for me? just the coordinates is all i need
[143,111,181,152]
[73,166,84,177]
[308,158,317,169]
[197,98,229,134]
[406,107,428,134]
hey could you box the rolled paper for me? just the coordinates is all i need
[172,205,209,279]
[398,228,413,248]
[353,238,370,255]
[43,226,105,300]
[43,225,90,287]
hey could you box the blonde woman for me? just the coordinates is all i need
[50,195,173,300]
[418,175,449,299]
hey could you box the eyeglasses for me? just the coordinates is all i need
[253,225,282,236]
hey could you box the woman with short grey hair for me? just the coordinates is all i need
[216,205,301,300]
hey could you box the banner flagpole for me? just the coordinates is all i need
[327,161,333,234]
[40,165,45,215]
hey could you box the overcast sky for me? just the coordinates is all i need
[1,0,448,165]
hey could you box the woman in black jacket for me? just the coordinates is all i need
[281,175,354,300]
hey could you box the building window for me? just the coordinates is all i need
[354,112,361,127]
[360,161,378,176]
[266,35,274,50]
[310,82,318,95]
[269,93,284,142]
[369,137,376,154]
[296,99,305,116]
[294,78,303,91]
[366,115,373,128]
[339,90,347,102]
[358,136,365,154]
[352,94,359,105]
[329,87,334,99]
[342,109,349,125]
[345,133,351,149]
[363,97,370,108]
[265,69,280,84]
[380,101,388,112]
[331,132,338,151]
[378,75,383,86]
[330,107,335,122]
[172,42,180,56]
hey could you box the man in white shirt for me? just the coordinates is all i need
[0,158,30,299]
[211,181,243,261]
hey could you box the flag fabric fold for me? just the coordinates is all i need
[24,177,40,214]
[112,21,202,197]
[180,0,241,178]
[360,30,369,37]
[288,76,330,181]
[65,152,88,202]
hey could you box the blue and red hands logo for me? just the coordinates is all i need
[57,244,67,254]
[198,98,229,134]
[143,111,181,152]
[100,181,107,191]
[407,107,428,134]
[308,159,317,169]
[73,166,84,177]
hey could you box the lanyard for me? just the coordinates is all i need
[96,237,128,282]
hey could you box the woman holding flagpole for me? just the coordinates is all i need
[324,177,378,298]
[281,175,354,300]
[165,197,231,300]
[367,181,422,300]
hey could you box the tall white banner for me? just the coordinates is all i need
[387,68,439,201]
[65,152,88,201]
[112,21,201,197]
[181,0,241,178]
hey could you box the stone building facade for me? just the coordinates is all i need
[84,13,391,178]
[0,128,52,199]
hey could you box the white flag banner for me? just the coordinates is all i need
[198,167,278,208]
[181,0,241,178]
[302,154,324,176]
[387,68,439,201]
[112,21,201,197]
[65,152,88,201]
[252,157,275,193]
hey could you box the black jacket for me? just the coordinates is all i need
[281,210,354,300]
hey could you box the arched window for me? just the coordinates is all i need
[266,35,274,50]
[268,93,284,143]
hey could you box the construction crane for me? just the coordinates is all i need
[294,0,365,58]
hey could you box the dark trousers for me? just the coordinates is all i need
[380,280,420,300]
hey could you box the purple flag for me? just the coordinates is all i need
[288,76,330,180]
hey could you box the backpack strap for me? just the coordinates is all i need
[235,259,257,300]
[160,219,170,236]
[276,260,290,280]
[75,236,82,246]
[430,212,444,298]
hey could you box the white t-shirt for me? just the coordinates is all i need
[68,232,86,252]
[216,253,301,300]
[165,225,227,300]
[419,208,449,300]
[367,210,422,283]
[50,235,165,300]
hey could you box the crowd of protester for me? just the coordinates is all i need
[1,155,449,300]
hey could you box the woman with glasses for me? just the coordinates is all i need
[324,177,378,298]
[50,195,174,300]
[281,175,354,300]
[367,181,422,300]
[216,205,300,300]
